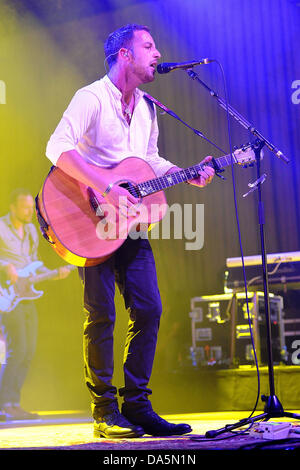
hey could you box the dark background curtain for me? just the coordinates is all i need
[0,0,299,413]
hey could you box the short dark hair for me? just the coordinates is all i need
[10,188,32,204]
[104,23,150,69]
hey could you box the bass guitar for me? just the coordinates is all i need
[0,261,75,313]
[36,145,256,267]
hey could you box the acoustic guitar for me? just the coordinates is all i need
[36,145,256,267]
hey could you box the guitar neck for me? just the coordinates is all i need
[137,153,235,196]
[30,265,75,283]
[30,269,60,284]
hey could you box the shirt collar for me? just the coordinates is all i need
[102,74,144,105]
[5,213,30,238]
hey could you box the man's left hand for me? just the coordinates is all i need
[188,155,215,187]
[165,156,215,188]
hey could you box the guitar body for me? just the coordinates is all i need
[36,146,256,267]
[37,157,168,267]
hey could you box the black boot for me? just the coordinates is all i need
[94,409,144,438]
[122,404,192,437]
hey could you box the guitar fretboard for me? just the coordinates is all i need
[136,154,237,197]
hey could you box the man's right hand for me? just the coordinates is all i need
[4,264,18,284]
[105,184,139,213]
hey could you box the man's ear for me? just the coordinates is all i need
[120,48,129,59]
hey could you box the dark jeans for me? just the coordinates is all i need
[0,301,38,407]
[78,237,162,420]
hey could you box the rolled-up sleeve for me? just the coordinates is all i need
[46,90,100,165]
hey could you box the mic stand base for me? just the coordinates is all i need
[198,142,300,441]
[183,65,295,442]
[204,396,300,439]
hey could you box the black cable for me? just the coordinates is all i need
[238,437,300,451]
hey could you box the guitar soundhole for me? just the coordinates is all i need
[120,182,141,200]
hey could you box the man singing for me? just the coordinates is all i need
[45,24,214,438]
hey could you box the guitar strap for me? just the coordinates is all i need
[143,92,183,121]
[27,223,37,258]
[35,194,54,245]
[143,92,226,158]
[143,92,227,178]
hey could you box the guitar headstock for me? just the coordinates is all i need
[233,143,262,167]
[207,142,264,177]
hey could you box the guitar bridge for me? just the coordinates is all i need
[87,187,105,217]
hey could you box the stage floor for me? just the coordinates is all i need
[1,410,300,454]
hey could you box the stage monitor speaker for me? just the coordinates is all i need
[189,292,286,368]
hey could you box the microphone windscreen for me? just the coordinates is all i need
[156,63,170,74]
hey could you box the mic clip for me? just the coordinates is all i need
[243,173,267,198]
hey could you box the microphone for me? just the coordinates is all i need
[157,59,213,74]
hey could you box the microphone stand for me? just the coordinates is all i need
[184,68,300,438]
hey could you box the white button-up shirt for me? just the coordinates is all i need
[46,75,174,177]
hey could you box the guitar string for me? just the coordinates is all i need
[126,163,207,199]
[112,154,238,200]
